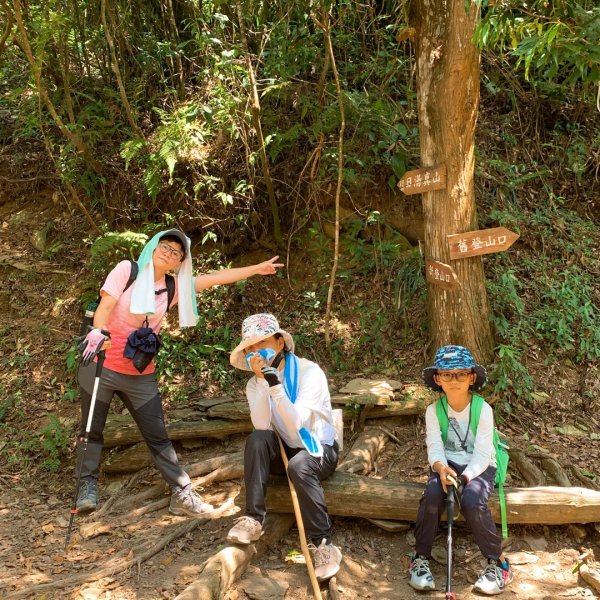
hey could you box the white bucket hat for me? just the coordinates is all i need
[230,313,295,371]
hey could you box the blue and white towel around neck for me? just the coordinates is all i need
[129,230,199,327]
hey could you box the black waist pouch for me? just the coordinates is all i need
[124,325,161,373]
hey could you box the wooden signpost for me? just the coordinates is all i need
[397,165,446,195]
[426,259,460,291]
[447,227,519,260]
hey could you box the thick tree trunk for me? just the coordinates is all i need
[412,0,494,362]
[263,472,600,525]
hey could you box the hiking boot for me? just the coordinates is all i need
[76,478,98,513]
[226,516,263,545]
[408,554,436,591]
[310,538,342,582]
[473,558,514,595]
[169,485,214,517]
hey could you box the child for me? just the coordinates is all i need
[226,313,342,581]
[409,345,513,596]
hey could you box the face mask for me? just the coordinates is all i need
[245,347,276,369]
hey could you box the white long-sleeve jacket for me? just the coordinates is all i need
[245,357,336,454]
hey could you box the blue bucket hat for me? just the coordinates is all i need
[422,345,487,392]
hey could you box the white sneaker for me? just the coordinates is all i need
[408,555,436,591]
[473,559,514,595]
[169,485,214,517]
[310,539,342,582]
[227,516,263,545]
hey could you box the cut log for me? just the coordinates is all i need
[193,396,237,409]
[107,453,245,513]
[173,514,294,600]
[337,427,388,475]
[331,383,436,410]
[338,378,402,395]
[207,402,251,420]
[104,442,151,473]
[260,471,600,525]
[366,518,410,533]
[103,417,253,447]
[331,393,394,406]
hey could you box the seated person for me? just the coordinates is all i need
[226,313,342,581]
[409,345,513,596]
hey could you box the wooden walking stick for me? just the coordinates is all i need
[276,434,324,600]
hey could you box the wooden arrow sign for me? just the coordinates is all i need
[426,259,460,290]
[397,165,446,195]
[448,227,519,260]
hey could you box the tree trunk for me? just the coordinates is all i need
[262,472,600,525]
[411,0,494,362]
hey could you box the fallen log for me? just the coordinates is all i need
[103,417,253,447]
[337,426,388,475]
[207,402,251,420]
[173,513,295,600]
[104,442,151,473]
[101,453,245,516]
[260,471,600,525]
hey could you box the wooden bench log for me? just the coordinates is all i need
[261,471,600,525]
[103,417,253,447]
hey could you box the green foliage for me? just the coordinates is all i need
[476,1,600,88]
[0,382,70,472]
[486,205,599,400]
[121,103,212,200]
[155,252,238,395]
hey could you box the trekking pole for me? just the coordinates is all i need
[445,474,458,600]
[65,350,106,551]
[276,434,324,600]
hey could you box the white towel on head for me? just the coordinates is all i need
[130,230,199,327]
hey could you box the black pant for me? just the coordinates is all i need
[77,363,190,489]
[415,460,501,560]
[244,429,339,545]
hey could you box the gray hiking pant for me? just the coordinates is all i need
[77,362,190,489]
[243,429,339,545]
[414,460,501,560]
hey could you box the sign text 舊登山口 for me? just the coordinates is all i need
[447,227,519,260]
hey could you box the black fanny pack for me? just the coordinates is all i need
[123,319,161,373]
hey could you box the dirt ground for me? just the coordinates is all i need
[1,195,600,600]
[1,432,599,600]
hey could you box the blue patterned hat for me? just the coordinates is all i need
[422,345,487,392]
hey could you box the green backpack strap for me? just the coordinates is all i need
[435,397,449,444]
[473,393,509,538]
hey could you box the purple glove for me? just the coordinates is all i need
[78,327,110,366]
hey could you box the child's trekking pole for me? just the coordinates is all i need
[445,474,458,600]
[65,350,106,550]
[276,434,324,600]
